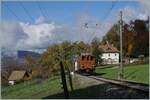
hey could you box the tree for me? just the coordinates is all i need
[102,18,149,58]
[91,37,102,65]
[24,56,36,68]
[131,19,149,57]
[37,40,95,77]
[102,24,120,50]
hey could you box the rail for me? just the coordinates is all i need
[77,73,149,95]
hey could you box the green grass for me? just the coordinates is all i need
[2,64,149,99]
[95,64,149,84]
[1,76,63,99]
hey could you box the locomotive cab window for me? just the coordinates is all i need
[82,56,85,60]
[87,56,89,60]
[91,56,93,60]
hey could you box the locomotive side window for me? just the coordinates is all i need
[91,56,93,60]
[82,56,85,60]
[87,56,89,60]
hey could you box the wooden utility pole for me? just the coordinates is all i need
[66,64,74,91]
[60,61,69,99]
[118,11,124,79]
[148,16,149,31]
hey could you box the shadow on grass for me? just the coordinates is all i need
[43,83,148,99]
[78,72,106,76]
[91,72,106,76]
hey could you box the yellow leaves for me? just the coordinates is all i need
[127,43,133,56]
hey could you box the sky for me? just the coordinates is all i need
[1,0,150,50]
[1,1,143,24]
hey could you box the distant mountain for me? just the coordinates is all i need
[1,49,41,59]
[1,49,18,69]
[26,49,46,54]
[1,48,17,58]
[17,50,41,59]
[1,49,42,68]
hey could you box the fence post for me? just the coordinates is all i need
[60,61,69,99]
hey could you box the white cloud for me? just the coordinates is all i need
[0,18,57,49]
[138,0,150,15]
[1,15,106,50]
[0,21,27,49]
[16,22,56,49]
[138,13,148,20]
[1,4,148,50]
[114,6,149,23]
[35,16,45,24]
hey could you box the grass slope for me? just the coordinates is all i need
[95,64,149,84]
[1,76,63,99]
[2,64,149,99]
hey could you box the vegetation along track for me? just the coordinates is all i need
[78,73,149,96]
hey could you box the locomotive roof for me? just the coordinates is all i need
[81,53,93,56]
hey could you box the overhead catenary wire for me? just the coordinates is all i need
[36,1,49,21]
[81,1,117,53]
[2,4,23,50]
[86,1,118,46]
[19,1,35,23]
[4,4,22,22]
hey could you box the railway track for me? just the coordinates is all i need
[78,73,149,95]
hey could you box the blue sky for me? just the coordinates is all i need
[1,1,148,50]
[2,1,141,24]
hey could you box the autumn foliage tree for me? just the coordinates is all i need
[91,37,102,65]
[102,18,149,58]
[37,41,90,78]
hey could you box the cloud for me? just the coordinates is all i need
[33,14,113,44]
[17,22,56,49]
[0,21,27,49]
[1,3,148,50]
[0,17,57,49]
[138,0,150,15]
[121,6,136,22]
[35,16,45,24]
[0,15,106,50]
[119,6,148,23]
[138,13,148,20]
